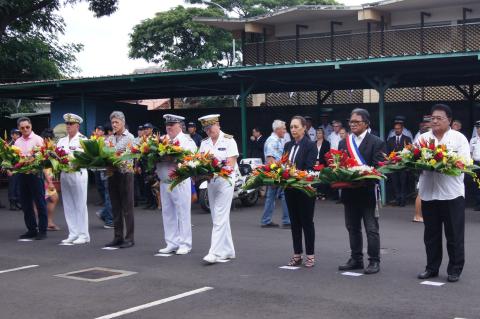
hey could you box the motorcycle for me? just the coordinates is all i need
[197,158,262,213]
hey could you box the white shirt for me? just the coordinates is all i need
[470,136,480,161]
[56,132,86,154]
[418,129,471,201]
[320,124,333,137]
[353,130,368,147]
[280,132,291,148]
[328,131,342,150]
[156,132,197,181]
[200,131,239,175]
[307,127,316,142]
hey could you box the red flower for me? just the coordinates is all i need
[173,140,180,146]
[313,164,324,171]
[14,162,23,169]
[428,143,435,150]
[282,170,290,179]
[434,152,443,161]
[378,161,385,167]
[413,148,421,159]
[455,160,465,170]
[346,158,358,168]
[61,158,69,164]
[212,158,219,167]
[264,165,271,172]
[306,175,314,182]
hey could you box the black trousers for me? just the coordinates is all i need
[108,172,135,242]
[421,197,465,275]
[18,173,48,233]
[8,174,20,201]
[344,203,380,262]
[284,189,315,255]
[391,171,407,205]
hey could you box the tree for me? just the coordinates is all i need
[129,6,235,69]
[184,0,339,18]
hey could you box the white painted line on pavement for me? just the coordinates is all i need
[279,266,300,270]
[154,253,173,257]
[341,272,363,277]
[17,239,33,242]
[420,281,445,286]
[0,265,39,274]
[59,243,74,246]
[94,286,214,319]
[101,247,119,250]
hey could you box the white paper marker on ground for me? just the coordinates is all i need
[279,266,300,270]
[420,281,445,286]
[154,253,173,257]
[59,243,74,246]
[342,272,363,277]
[101,247,119,250]
[18,239,33,242]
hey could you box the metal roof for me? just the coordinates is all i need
[1,51,480,101]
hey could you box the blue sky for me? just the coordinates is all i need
[59,0,371,77]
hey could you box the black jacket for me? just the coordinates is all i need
[386,134,412,154]
[283,135,317,171]
[338,132,386,206]
[248,135,267,160]
[316,140,331,165]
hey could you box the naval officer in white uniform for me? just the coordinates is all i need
[198,114,239,264]
[57,113,90,244]
[157,114,197,255]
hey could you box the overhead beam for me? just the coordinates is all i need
[245,22,274,35]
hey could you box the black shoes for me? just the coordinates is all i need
[338,258,364,271]
[35,232,47,240]
[119,241,134,249]
[105,239,124,247]
[364,261,380,274]
[261,222,279,228]
[19,231,37,239]
[447,274,460,282]
[417,270,439,279]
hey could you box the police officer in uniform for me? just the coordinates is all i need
[156,114,197,255]
[57,113,90,244]
[198,114,239,264]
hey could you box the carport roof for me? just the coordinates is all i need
[1,51,480,101]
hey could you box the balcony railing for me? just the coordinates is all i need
[243,22,480,65]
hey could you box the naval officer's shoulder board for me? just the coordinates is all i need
[223,134,234,139]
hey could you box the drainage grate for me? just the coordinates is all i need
[55,267,136,282]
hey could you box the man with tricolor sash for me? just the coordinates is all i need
[337,108,386,275]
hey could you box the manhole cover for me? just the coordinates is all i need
[55,267,136,282]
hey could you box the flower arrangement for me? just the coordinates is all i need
[168,152,233,190]
[317,150,386,189]
[71,136,124,170]
[378,138,479,178]
[1,139,72,175]
[242,154,319,197]
[125,135,192,172]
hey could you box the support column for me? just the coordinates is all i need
[420,12,431,54]
[241,31,246,66]
[330,21,343,59]
[462,8,473,50]
[239,81,256,157]
[81,93,87,135]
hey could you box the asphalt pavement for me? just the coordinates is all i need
[1,189,480,319]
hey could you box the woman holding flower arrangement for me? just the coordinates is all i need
[338,108,386,275]
[283,115,318,268]
[417,104,471,283]
[198,114,239,264]
[56,113,90,244]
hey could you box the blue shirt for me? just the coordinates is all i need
[264,134,283,162]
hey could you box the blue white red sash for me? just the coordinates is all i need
[346,134,366,165]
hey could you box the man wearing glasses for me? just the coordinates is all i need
[338,108,386,275]
[328,120,343,150]
[14,117,48,240]
[417,104,470,283]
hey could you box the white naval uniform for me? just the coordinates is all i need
[57,132,89,241]
[156,132,197,251]
[199,131,239,258]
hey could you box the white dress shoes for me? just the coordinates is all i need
[61,236,77,244]
[203,254,217,264]
[176,247,191,255]
[72,237,90,244]
[158,246,178,254]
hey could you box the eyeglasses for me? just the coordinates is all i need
[430,116,448,121]
[348,120,364,126]
[19,126,31,130]
[65,122,76,126]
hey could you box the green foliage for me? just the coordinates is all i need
[184,0,340,18]
[129,6,236,69]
